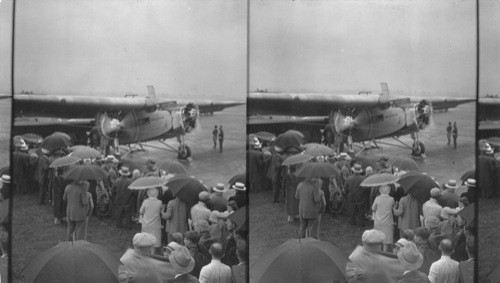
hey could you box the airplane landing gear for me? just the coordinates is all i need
[411,141,426,158]
[177,144,192,160]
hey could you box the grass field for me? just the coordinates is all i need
[12,193,138,282]
[478,197,500,280]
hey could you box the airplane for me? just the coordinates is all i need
[247,83,475,156]
[478,97,500,139]
[12,86,244,159]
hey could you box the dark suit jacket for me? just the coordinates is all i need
[228,191,247,209]
[167,274,199,283]
[63,183,89,221]
[396,270,430,283]
[231,263,247,283]
[112,176,134,208]
[295,180,320,219]
[209,193,227,212]
[346,173,367,204]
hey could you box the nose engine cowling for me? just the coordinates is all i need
[414,100,431,130]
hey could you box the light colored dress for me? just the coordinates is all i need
[140,197,163,248]
[372,194,395,244]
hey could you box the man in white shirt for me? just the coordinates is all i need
[199,243,231,283]
[428,239,459,283]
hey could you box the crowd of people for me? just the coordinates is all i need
[248,133,478,282]
[11,134,248,283]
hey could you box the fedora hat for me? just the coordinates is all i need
[232,182,246,191]
[351,163,363,174]
[444,179,459,190]
[119,166,131,176]
[169,246,195,275]
[213,183,225,193]
[465,178,476,187]
[0,175,10,184]
[397,242,423,271]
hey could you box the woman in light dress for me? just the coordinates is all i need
[139,187,163,254]
[371,185,395,252]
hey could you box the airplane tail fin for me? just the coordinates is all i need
[381,83,389,97]
[147,86,156,100]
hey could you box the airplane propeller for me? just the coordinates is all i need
[332,110,358,148]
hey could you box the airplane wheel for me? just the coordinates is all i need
[411,142,425,157]
[96,194,112,217]
[178,145,192,160]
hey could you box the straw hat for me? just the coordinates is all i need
[119,166,131,177]
[444,180,459,190]
[465,178,476,187]
[213,183,225,193]
[232,182,246,191]
[351,163,363,174]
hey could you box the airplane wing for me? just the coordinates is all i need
[479,98,500,131]
[173,99,245,114]
[407,96,475,111]
[248,92,381,116]
[0,94,11,99]
[14,94,159,119]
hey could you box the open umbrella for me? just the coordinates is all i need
[69,145,91,151]
[166,176,206,206]
[22,240,120,283]
[250,238,349,283]
[41,133,71,151]
[50,156,81,168]
[360,173,397,187]
[63,164,108,181]
[285,129,305,139]
[397,172,440,203]
[274,131,304,150]
[129,176,169,190]
[353,155,379,169]
[301,142,321,149]
[156,159,188,175]
[228,206,247,231]
[460,169,475,184]
[228,173,246,187]
[303,144,335,157]
[70,147,102,159]
[295,162,340,178]
[387,157,419,171]
[282,154,314,166]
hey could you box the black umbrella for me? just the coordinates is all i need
[457,203,475,228]
[70,147,102,159]
[41,133,71,151]
[387,157,419,171]
[253,131,276,142]
[295,162,340,178]
[228,206,247,232]
[228,173,246,187]
[21,133,43,145]
[460,170,475,184]
[166,176,206,206]
[397,172,440,203]
[22,240,120,283]
[275,131,304,150]
[63,164,108,181]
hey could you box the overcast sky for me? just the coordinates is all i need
[7,0,246,100]
[480,0,500,97]
[250,0,476,96]
[0,1,13,94]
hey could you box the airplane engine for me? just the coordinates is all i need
[414,100,432,130]
[97,112,124,139]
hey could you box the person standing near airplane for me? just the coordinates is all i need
[452,122,458,149]
[446,122,452,146]
[219,125,224,153]
[212,125,218,149]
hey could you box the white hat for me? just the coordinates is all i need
[232,182,246,191]
[465,178,476,187]
[0,175,10,184]
[20,144,28,151]
[119,166,131,176]
[213,183,225,193]
[133,232,156,248]
[486,148,494,155]
[351,163,363,174]
[444,180,459,190]
[362,229,385,244]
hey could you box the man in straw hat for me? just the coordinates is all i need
[346,163,368,227]
[439,180,459,208]
[428,239,459,283]
[168,245,198,282]
[199,242,232,283]
[120,232,176,282]
[209,183,227,212]
[228,182,246,209]
[112,166,135,229]
[396,241,428,282]
[459,179,477,204]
